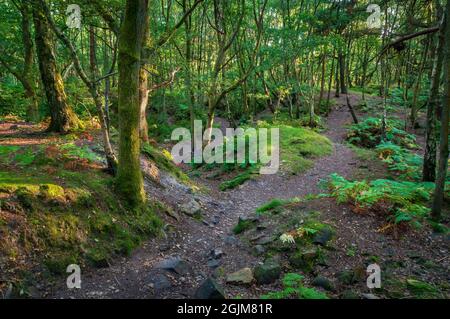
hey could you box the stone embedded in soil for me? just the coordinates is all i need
[164,207,180,221]
[226,268,254,285]
[195,278,226,299]
[239,215,259,223]
[211,249,224,259]
[254,245,266,256]
[207,259,221,269]
[256,225,267,231]
[254,260,281,285]
[156,257,192,275]
[150,274,172,292]
[254,236,275,246]
[224,235,238,246]
[289,247,318,271]
[312,228,333,246]
[180,200,202,217]
[212,216,220,225]
[312,276,335,291]
[337,268,365,285]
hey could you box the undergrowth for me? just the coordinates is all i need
[326,173,434,228]
[347,117,417,149]
[0,140,163,297]
[261,273,328,299]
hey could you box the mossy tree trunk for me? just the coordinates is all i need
[32,0,80,133]
[432,3,450,220]
[139,13,150,143]
[21,3,39,122]
[117,0,149,208]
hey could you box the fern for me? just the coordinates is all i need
[261,273,328,299]
[327,174,433,226]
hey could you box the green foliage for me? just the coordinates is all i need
[0,81,28,118]
[347,117,417,149]
[219,168,257,191]
[406,279,442,299]
[327,174,434,226]
[256,199,289,214]
[141,143,192,185]
[59,143,104,162]
[376,142,423,181]
[261,273,328,299]
[233,219,255,234]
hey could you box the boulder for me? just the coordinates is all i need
[312,228,333,246]
[254,245,266,256]
[195,278,226,299]
[211,248,224,259]
[156,257,191,275]
[151,274,172,292]
[180,200,202,217]
[312,276,335,291]
[226,268,254,285]
[254,260,281,285]
[289,247,318,272]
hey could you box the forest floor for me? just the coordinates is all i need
[37,92,449,299]
[0,94,450,298]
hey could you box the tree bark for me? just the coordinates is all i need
[117,0,149,208]
[32,0,80,132]
[432,3,450,220]
[423,12,445,182]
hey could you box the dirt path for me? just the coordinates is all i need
[46,96,366,299]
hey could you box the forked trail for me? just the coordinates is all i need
[48,94,369,299]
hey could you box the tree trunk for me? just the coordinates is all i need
[432,3,450,220]
[139,8,150,143]
[139,67,150,143]
[32,1,79,132]
[423,14,445,182]
[21,4,39,122]
[117,0,149,208]
[338,51,347,94]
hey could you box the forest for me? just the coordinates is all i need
[0,0,449,300]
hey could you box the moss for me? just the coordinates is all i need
[275,124,332,174]
[256,199,287,214]
[219,169,257,191]
[233,219,255,234]
[86,248,110,268]
[44,253,79,275]
[0,167,162,285]
[38,184,66,201]
[142,143,192,185]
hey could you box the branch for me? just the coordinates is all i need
[380,25,440,56]
[155,0,204,49]
[150,68,181,91]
